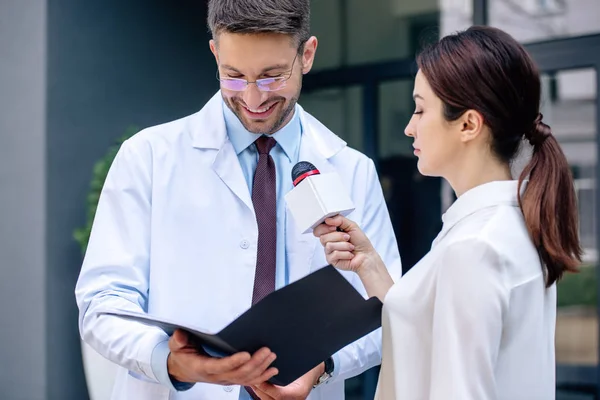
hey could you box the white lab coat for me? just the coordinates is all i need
[75,91,402,400]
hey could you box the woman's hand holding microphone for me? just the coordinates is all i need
[313,215,395,302]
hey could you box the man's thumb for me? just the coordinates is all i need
[254,383,277,396]
[171,329,188,348]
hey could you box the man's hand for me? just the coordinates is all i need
[167,329,278,386]
[250,362,325,400]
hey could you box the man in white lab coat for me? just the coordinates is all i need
[75,0,402,399]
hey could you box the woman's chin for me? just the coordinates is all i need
[416,160,430,176]
[416,161,440,178]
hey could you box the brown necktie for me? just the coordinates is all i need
[250,135,278,305]
[245,136,277,400]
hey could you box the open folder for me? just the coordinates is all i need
[101,265,383,386]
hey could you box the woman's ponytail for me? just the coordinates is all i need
[518,114,582,286]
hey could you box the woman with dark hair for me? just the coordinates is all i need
[315,25,581,399]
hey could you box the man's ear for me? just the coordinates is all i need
[300,36,318,75]
[209,39,219,64]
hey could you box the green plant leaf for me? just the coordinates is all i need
[557,265,597,308]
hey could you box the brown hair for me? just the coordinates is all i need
[207,0,311,51]
[417,26,581,286]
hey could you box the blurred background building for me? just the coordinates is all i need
[0,0,599,399]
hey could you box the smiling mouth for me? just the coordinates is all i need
[240,101,279,119]
[244,103,275,113]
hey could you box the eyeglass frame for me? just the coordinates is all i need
[216,52,299,92]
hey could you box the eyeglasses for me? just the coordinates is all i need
[217,53,298,92]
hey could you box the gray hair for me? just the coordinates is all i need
[207,0,311,50]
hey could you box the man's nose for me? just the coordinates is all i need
[242,83,268,110]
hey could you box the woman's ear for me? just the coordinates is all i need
[459,109,485,143]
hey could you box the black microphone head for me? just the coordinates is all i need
[292,161,320,186]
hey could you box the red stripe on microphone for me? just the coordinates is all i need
[293,169,320,186]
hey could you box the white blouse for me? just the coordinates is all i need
[375,180,556,400]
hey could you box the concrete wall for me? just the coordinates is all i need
[0,1,48,399]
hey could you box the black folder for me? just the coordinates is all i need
[102,265,383,386]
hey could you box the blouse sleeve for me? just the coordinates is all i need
[429,239,510,400]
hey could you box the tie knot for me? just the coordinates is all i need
[255,136,277,155]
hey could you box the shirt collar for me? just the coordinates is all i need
[441,180,524,230]
[223,101,302,162]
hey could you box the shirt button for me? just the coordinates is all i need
[240,240,250,249]
[223,385,233,392]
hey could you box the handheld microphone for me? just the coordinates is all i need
[292,161,321,187]
[285,161,355,234]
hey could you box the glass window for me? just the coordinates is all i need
[300,87,364,152]
[379,80,414,159]
[440,0,474,35]
[310,0,472,70]
[548,68,598,369]
[488,0,600,43]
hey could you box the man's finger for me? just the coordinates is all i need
[252,383,278,400]
[224,348,274,382]
[246,366,279,386]
[201,351,252,375]
[245,351,277,382]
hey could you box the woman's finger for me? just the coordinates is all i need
[325,216,357,232]
[319,231,350,247]
[327,250,355,265]
[313,223,336,237]
[325,241,355,254]
[323,215,344,227]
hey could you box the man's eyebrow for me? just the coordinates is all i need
[220,65,242,74]
[261,64,290,72]
[220,64,291,74]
